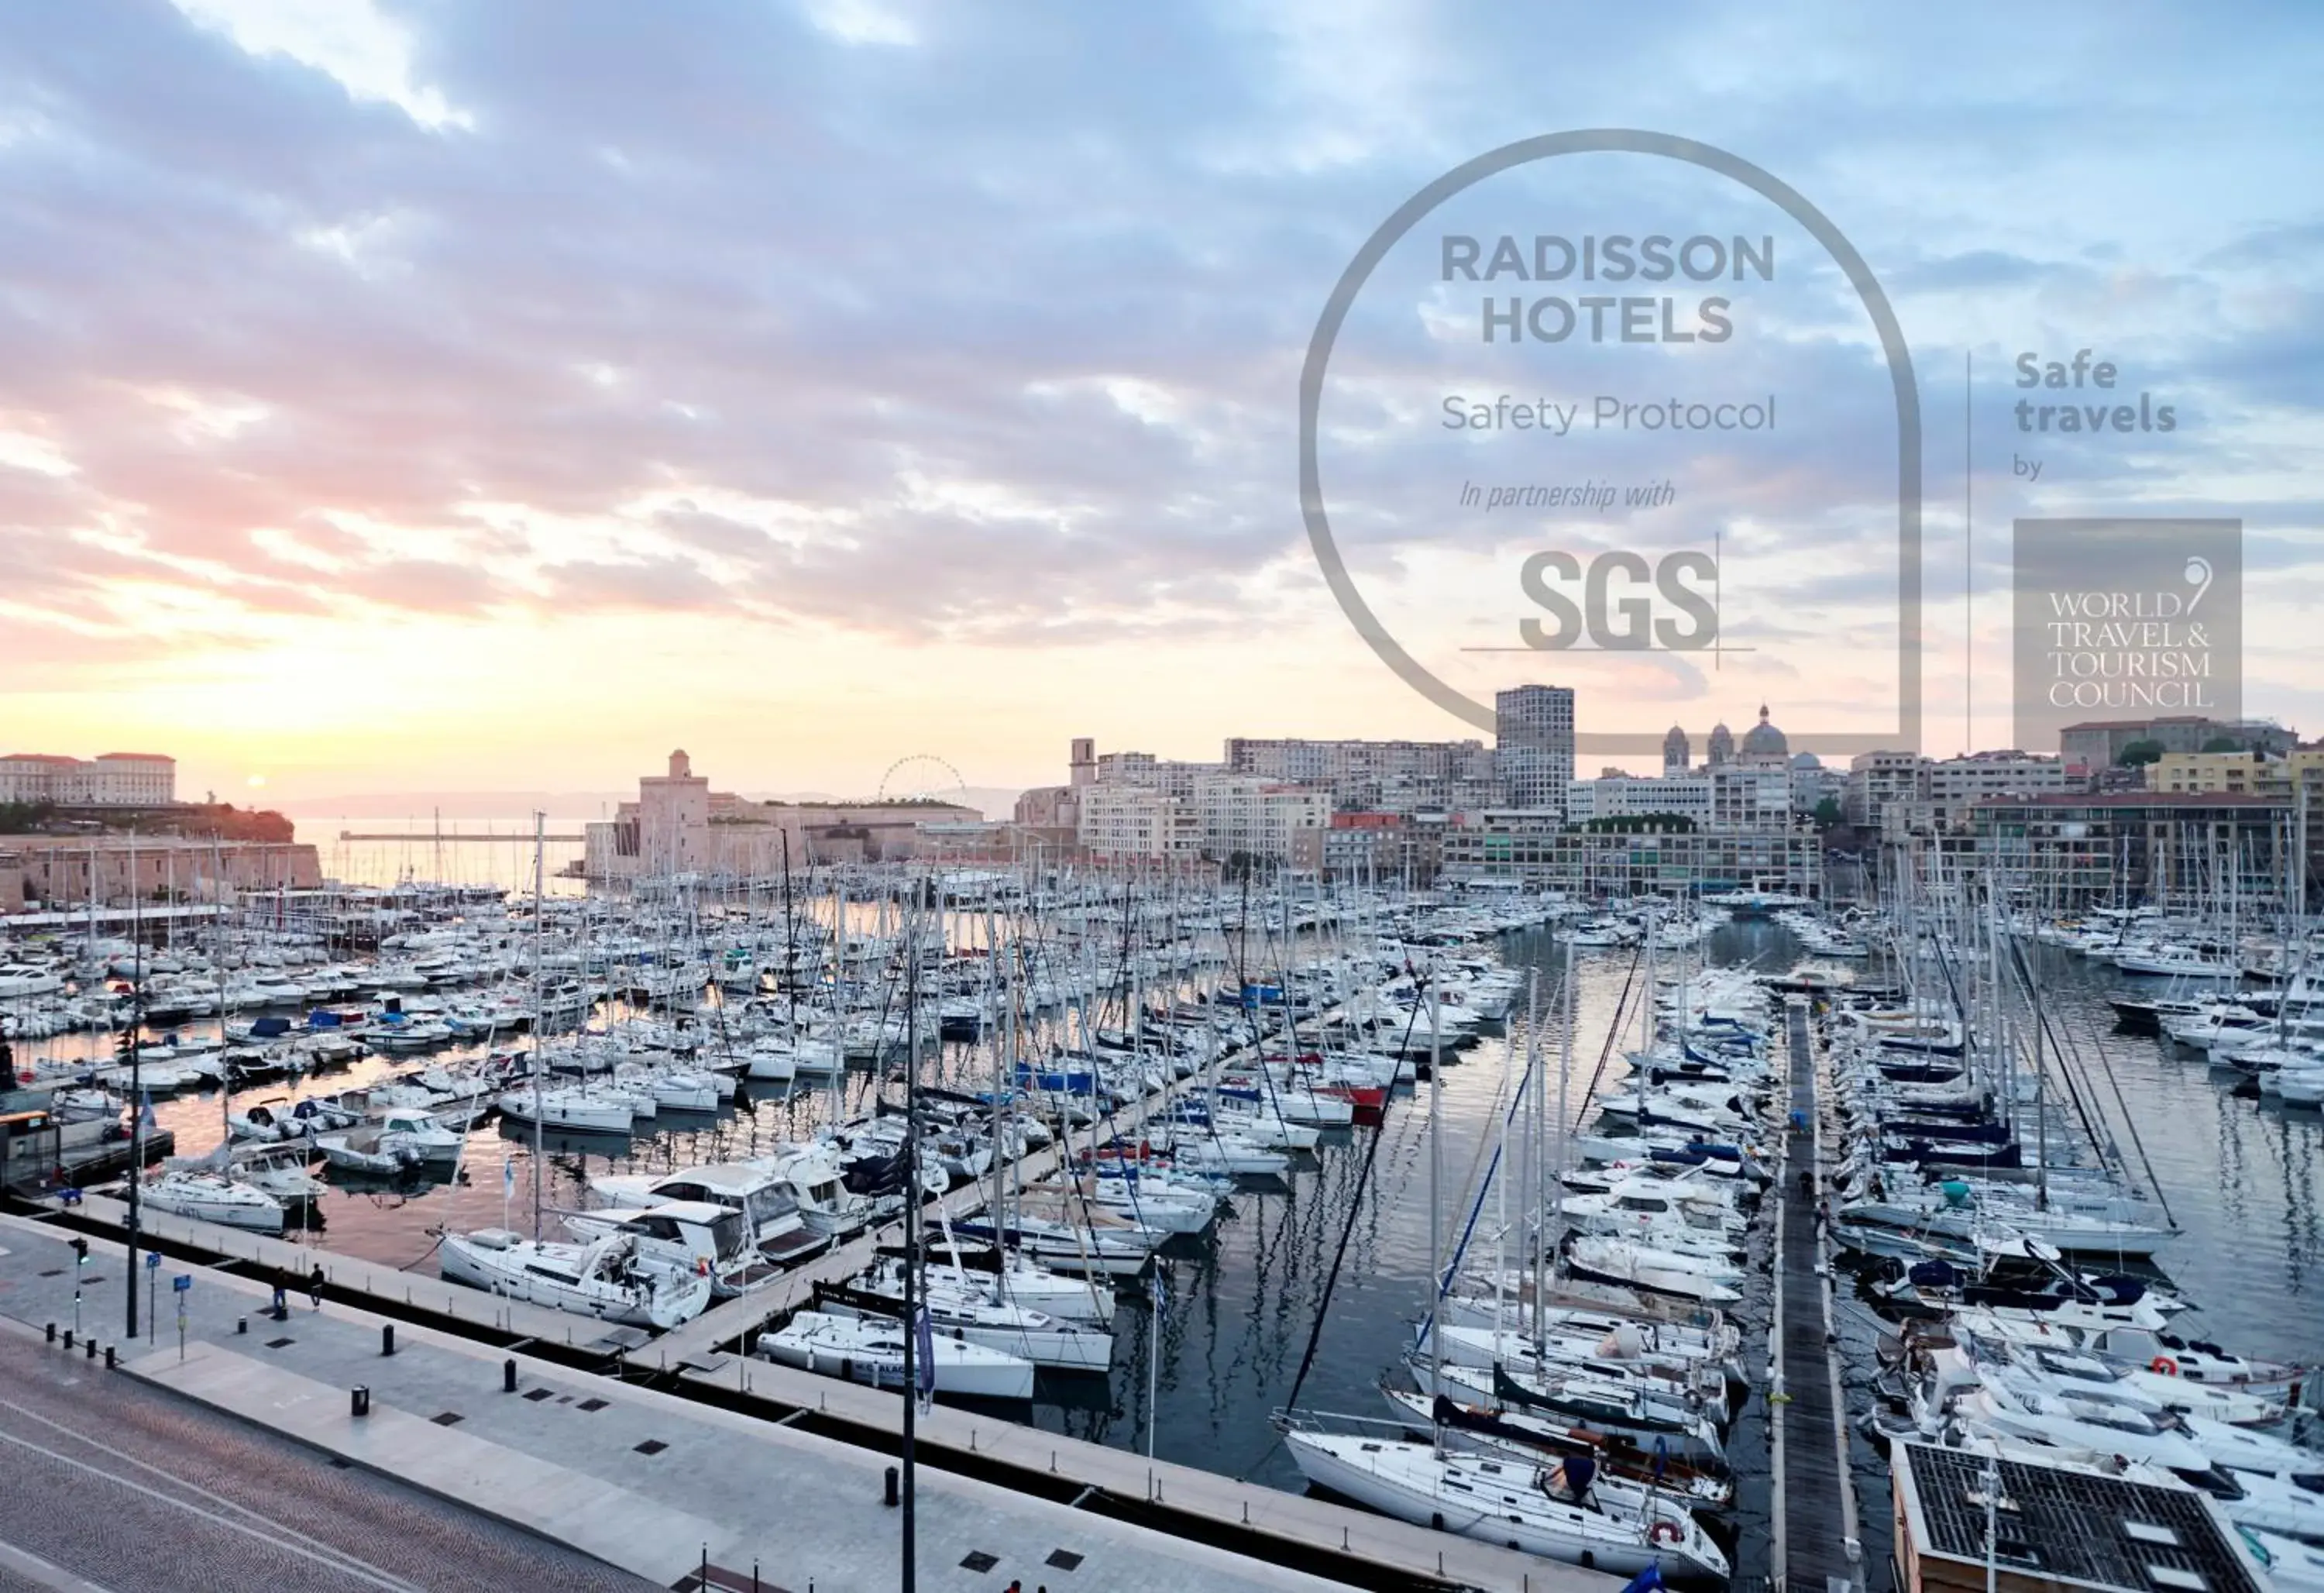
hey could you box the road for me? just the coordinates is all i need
[0,1323,654,1593]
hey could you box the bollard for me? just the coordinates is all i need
[380,1324,396,1357]
[883,1466,899,1508]
[504,1358,518,1393]
[62,1330,74,1351]
[236,1316,248,1335]
[45,1323,54,1344]
[84,1337,96,1361]
[104,1346,115,1370]
[351,1385,370,1418]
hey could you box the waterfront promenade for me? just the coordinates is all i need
[0,1211,1611,1591]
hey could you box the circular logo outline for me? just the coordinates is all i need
[1298,127,1923,752]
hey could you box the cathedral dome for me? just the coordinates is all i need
[1740,704,1789,762]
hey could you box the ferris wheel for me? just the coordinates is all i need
[876,754,971,805]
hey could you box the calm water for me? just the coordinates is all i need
[284,813,593,896]
[29,917,2322,1576]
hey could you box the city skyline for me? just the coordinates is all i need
[2,5,2319,806]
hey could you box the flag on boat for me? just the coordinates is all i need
[504,1156,516,1197]
[1620,1563,1663,1593]
[138,1091,156,1130]
[1149,1263,1168,1324]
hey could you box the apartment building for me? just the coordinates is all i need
[1439,810,1819,896]
[1222,736,1496,814]
[1076,783,1201,862]
[1844,751,1931,830]
[1494,685,1576,815]
[1926,752,2066,827]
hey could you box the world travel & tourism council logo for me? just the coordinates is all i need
[2011,519,2242,755]
[1298,129,1923,757]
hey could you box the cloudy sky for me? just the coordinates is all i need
[1,1,2318,804]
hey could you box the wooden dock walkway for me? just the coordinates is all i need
[1772,996,1859,1592]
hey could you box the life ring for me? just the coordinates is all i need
[1651,1521,1684,1546]
[2150,1356,2178,1376]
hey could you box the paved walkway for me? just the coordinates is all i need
[0,1213,1600,1592]
[0,1302,648,1591]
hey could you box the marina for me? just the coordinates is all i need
[5,854,2319,1590]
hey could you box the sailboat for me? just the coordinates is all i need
[1281,1430,1728,1581]
[1285,951,1729,1581]
[755,1309,1037,1399]
[440,1229,710,1328]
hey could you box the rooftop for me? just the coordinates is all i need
[2061,717,2281,731]
[1896,1444,2260,1593]
[1973,790,2282,809]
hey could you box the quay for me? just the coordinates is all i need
[1772,995,1859,1592]
[0,1209,1610,1591]
[337,831,587,843]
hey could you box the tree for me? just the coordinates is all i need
[0,800,56,833]
[2117,739,2165,767]
[1813,795,1842,831]
[2199,736,2244,754]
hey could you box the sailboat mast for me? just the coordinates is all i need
[1553,935,1573,1285]
[780,831,796,1039]
[125,828,143,1337]
[528,811,546,1239]
[1528,964,1545,1347]
[1426,955,1444,1457]
[899,886,922,1592]
[204,838,226,1148]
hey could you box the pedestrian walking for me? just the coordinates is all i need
[308,1264,325,1310]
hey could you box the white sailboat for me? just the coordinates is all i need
[1282,1430,1728,1582]
[439,1229,710,1329]
[140,1168,287,1232]
[756,1309,1037,1400]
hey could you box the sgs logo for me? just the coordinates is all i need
[1517,550,1717,651]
